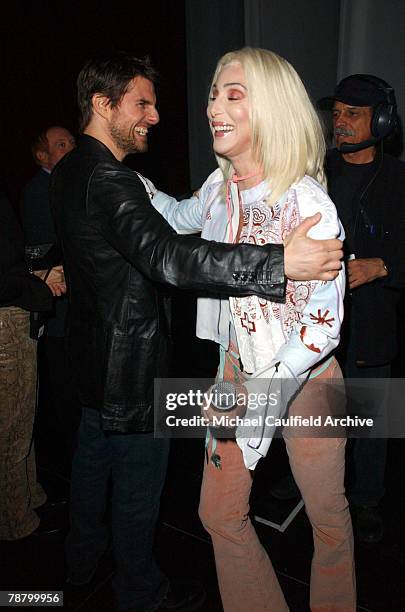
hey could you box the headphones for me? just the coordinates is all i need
[361,74,397,139]
[339,74,397,153]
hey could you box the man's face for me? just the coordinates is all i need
[332,101,373,150]
[44,127,76,169]
[108,77,159,156]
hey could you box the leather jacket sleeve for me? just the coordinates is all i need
[87,163,286,301]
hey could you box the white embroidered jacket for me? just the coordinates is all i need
[152,168,345,379]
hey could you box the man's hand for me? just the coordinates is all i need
[284,213,343,281]
[45,266,67,297]
[348,257,388,289]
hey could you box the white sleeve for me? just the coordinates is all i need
[274,178,346,376]
[150,168,224,234]
[152,191,204,234]
[134,170,204,234]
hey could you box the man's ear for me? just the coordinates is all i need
[36,150,48,166]
[92,94,113,120]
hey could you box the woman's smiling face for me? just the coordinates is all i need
[207,62,253,168]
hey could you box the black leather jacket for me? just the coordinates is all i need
[50,135,286,432]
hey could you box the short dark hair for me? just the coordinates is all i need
[77,50,158,132]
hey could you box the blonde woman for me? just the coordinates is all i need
[152,47,355,611]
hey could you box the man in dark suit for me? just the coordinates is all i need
[21,126,80,469]
[21,127,76,244]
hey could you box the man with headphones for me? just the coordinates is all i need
[318,74,405,544]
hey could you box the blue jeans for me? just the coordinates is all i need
[66,407,170,610]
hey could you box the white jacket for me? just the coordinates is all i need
[152,169,346,468]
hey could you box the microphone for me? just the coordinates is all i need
[210,381,241,413]
[204,380,247,435]
[339,137,379,153]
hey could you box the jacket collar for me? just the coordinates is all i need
[78,133,119,162]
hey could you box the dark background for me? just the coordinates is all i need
[1,0,190,208]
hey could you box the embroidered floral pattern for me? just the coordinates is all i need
[300,326,321,353]
[229,189,320,371]
[234,191,315,339]
[309,309,335,328]
[195,170,343,377]
[240,313,256,335]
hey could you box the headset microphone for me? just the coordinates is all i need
[319,74,398,155]
[339,137,380,154]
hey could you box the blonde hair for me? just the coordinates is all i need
[210,47,326,205]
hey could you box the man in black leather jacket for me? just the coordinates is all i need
[50,50,343,611]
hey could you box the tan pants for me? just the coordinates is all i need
[199,352,356,612]
[0,307,46,539]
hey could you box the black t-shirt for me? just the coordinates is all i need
[327,155,378,256]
